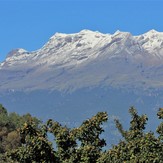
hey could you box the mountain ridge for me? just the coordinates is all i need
[0,29,163,92]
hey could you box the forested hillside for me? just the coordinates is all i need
[0,104,162,163]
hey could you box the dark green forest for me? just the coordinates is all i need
[0,104,162,163]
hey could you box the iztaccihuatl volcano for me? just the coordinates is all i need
[1,30,163,145]
[1,29,163,92]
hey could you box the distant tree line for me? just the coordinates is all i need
[0,104,162,162]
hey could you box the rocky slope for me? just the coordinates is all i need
[0,29,163,92]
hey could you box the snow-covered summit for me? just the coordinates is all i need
[7,48,28,57]
[2,29,163,68]
[1,29,163,91]
[135,30,163,57]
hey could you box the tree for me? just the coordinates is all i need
[8,121,56,163]
[0,104,7,115]
[3,105,163,163]
[157,108,163,141]
[75,112,108,163]
[7,112,108,163]
[0,104,41,161]
[98,107,163,163]
[47,119,77,163]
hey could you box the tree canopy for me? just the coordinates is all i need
[0,104,162,163]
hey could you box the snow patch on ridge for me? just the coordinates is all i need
[135,30,163,57]
[1,29,163,68]
[1,29,163,91]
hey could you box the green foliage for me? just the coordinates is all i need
[114,107,148,141]
[98,107,163,163]
[47,119,77,162]
[8,122,56,163]
[0,104,40,156]
[157,108,163,141]
[7,111,108,163]
[1,104,163,163]
[0,104,7,115]
[75,112,108,163]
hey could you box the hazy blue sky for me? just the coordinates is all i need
[0,0,163,61]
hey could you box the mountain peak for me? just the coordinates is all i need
[1,29,163,91]
[143,29,162,37]
[50,30,101,39]
[7,48,27,58]
[113,30,132,37]
[49,32,68,40]
[147,29,159,34]
[79,29,101,34]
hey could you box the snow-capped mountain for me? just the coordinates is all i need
[0,29,163,92]
[1,30,163,145]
